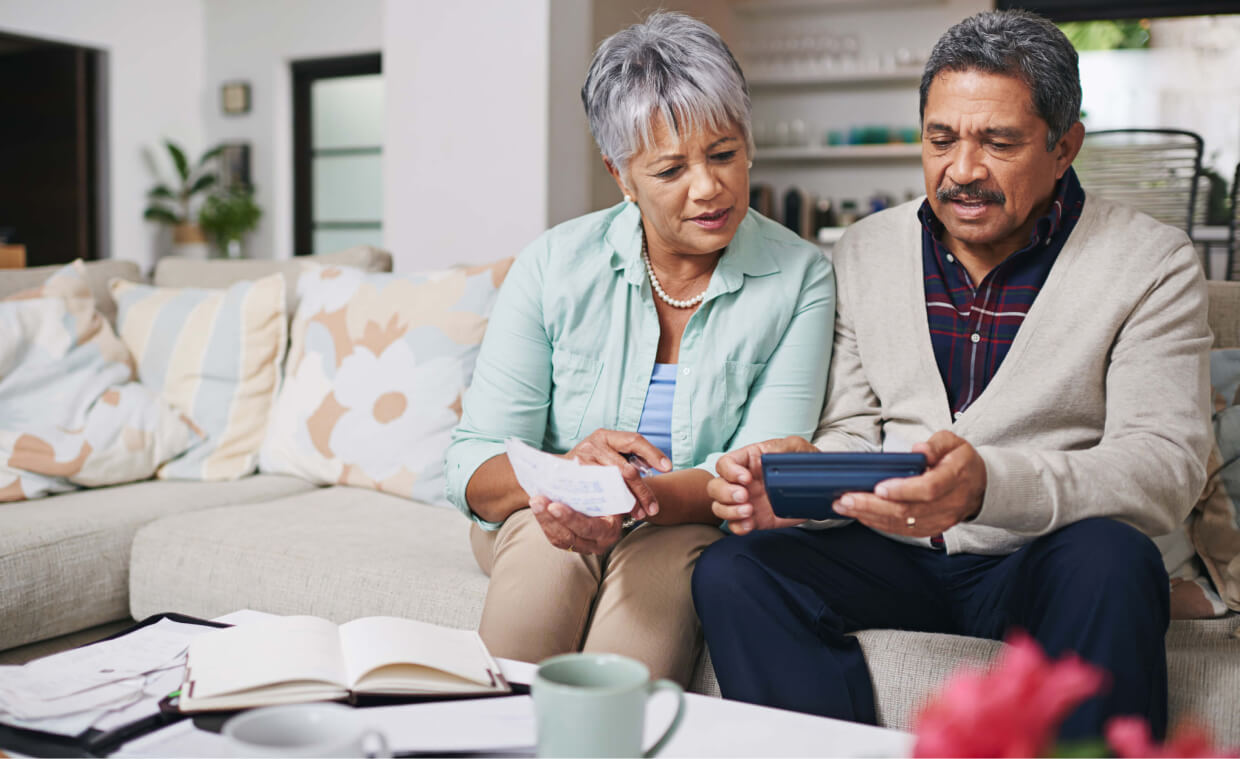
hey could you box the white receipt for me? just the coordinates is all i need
[505,438,635,517]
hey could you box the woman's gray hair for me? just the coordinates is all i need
[919,10,1081,151]
[582,11,752,178]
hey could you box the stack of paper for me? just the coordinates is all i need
[0,619,210,737]
[505,438,635,517]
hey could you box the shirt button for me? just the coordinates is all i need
[954,411,963,421]
[679,432,689,440]
[946,254,955,263]
[682,367,691,376]
[970,332,980,343]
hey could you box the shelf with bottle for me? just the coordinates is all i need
[734,0,945,14]
[747,63,925,89]
[754,143,922,162]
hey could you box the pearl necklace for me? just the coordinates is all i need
[642,235,707,309]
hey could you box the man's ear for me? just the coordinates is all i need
[1056,121,1086,179]
[604,156,630,199]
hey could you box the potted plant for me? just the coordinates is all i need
[143,140,223,257]
[198,187,263,258]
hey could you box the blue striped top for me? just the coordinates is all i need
[636,363,677,465]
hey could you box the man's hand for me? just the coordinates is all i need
[834,430,986,538]
[707,436,815,535]
[529,495,623,555]
[565,429,671,520]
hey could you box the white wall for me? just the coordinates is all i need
[203,0,383,261]
[547,0,594,231]
[1079,16,1240,181]
[383,0,594,272]
[0,0,207,273]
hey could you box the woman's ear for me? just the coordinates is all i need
[604,157,633,203]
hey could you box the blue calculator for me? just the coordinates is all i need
[762,452,927,519]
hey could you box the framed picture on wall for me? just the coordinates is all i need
[219,142,251,189]
[221,81,251,115]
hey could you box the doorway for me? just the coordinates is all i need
[0,31,103,266]
[291,53,383,257]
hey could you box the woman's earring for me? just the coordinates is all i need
[624,194,633,203]
[747,160,753,169]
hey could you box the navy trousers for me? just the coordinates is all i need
[691,518,1170,740]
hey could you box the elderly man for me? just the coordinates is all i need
[692,9,1211,739]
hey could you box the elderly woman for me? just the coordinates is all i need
[444,11,834,685]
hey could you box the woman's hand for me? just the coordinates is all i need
[565,429,671,519]
[529,494,625,555]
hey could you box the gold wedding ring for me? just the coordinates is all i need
[906,516,916,527]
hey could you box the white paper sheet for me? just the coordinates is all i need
[112,698,538,758]
[505,438,635,517]
[361,696,537,754]
[0,618,217,737]
[4,619,194,701]
[111,720,236,758]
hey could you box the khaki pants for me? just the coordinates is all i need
[470,508,722,686]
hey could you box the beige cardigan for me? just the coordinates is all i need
[813,196,1213,555]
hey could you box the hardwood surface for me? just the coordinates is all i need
[0,244,25,269]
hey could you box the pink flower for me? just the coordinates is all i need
[912,631,1108,758]
[1107,716,1238,758]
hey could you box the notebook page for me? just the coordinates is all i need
[338,617,497,691]
[186,616,347,699]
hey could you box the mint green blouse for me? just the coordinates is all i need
[444,201,835,529]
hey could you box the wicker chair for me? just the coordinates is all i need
[1075,128,1204,236]
[1229,162,1240,281]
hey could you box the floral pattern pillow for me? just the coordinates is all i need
[0,262,198,501]
[259,259,512,505]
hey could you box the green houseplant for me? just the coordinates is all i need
[199,187,263,258]
[143,140,223,250]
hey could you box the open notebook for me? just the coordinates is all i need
[179,615,508,712]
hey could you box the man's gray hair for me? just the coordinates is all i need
[919,10,1081,151]
[582,11,752,177]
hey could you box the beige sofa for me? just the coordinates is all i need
[1,256,1237,744]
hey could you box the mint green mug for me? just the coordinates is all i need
[532,653,686,758]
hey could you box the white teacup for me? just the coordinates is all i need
[222,703,390,757]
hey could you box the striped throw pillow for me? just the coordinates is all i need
[110,274,286,480]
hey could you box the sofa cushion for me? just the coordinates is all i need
[129,486,487,630]
[1187,348,1240,614]
[111,274,287,480]
[1,263,196,501]
[0,474,315,651]
[258,259,512,506]
[0,259,142,327]
[152,246,393,320]
[692,618,1239,744]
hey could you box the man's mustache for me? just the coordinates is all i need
[936,182,1005,204]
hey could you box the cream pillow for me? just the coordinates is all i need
[110,274,286,480]
[259,259,512,505]
[0,262,197,501]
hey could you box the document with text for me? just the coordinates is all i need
[505,438,635,517]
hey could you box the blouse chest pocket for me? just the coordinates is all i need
[548,348,605,448]
[720,360,767,437]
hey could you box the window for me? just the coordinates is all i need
[292,54,383,256]
[999,1,1240,21]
